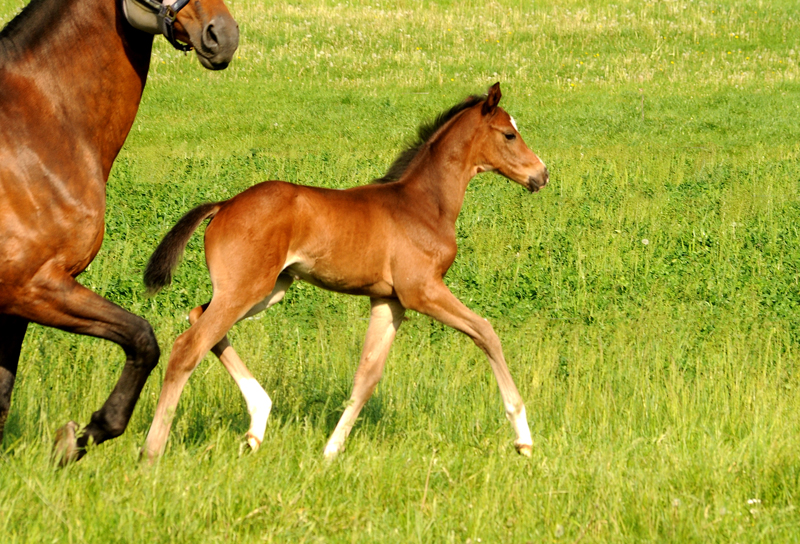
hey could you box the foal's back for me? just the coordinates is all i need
[203,179,431,299]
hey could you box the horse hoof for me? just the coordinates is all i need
[52,421,81,466]
[246,433,261,451]
[323,443,342,460]
[515,443,533,458]
[138,447,158,464]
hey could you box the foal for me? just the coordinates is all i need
[143,83,548,459]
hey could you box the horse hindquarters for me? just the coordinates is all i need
[143,197,295,458]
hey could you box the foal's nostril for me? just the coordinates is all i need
[528,167,549,192]
[202,23,220,53]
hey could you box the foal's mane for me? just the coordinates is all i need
[372,94,485,184]
[0,0,69,60]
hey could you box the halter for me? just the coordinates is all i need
[122,0,193,52]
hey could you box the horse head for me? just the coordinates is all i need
[474,83,549,193]
[123,0,239,70]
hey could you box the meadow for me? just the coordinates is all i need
[2,0,800,541]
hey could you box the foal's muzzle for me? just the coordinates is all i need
[528,166,549,193]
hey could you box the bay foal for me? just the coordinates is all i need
[143,83,548,459]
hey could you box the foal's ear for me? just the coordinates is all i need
[482,82,502,115]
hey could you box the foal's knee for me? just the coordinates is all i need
[470,318,502,353]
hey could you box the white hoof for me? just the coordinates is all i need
[246,432,262,451]
[323,443,341,460]
[515,443,533,457]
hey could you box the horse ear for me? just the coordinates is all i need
[482,82,502,115]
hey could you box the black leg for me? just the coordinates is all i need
[13,274,159,464]
[0,315,29,446]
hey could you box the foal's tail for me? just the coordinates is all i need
[144,202,223,294]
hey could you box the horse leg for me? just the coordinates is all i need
[11,273,160,464]
[403,282,533,456]
[188,274,294,451]
[142,280,280,460]
[324,298,405,459]
[0,315,29,446]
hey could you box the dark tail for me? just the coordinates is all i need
[144,202,223,294]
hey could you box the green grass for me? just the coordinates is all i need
[2,0,800,541]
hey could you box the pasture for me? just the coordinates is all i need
[1,0,799,541]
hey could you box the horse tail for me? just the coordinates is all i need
[144,202,223,294]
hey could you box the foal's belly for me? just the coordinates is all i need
[283,261,396,298]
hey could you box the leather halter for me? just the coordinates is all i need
[122,0,193,52]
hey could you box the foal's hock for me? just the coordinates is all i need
[142,83,549,459]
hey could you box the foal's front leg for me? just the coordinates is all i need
[324,298,405,458]
[404,281,533,456]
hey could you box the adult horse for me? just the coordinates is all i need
[142,83,548,459]
[0,0,238,464]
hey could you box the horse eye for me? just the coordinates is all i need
[504,133,516,141]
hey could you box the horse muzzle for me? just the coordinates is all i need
[527,166,549,193]
[194,15,239,70]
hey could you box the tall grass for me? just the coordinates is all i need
[1,0,799,541]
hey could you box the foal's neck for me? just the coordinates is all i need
[0,0,153,181]
[403,110,483,224]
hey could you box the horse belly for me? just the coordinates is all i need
[283,258,395,298]
[0,165,106,290]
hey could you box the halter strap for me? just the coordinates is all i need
[122,0,193,52]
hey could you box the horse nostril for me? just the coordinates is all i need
[202,23,220,53]
[528,167,549,192]
[197,16,239,70]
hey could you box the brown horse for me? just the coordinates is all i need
[0,0,238,464]
[142,83,548,459]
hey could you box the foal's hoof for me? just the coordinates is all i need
[245,432,261,451]
[138,447,158,464]
[515,443,533,458]
[52,421,81,466]
[323,443,343,461]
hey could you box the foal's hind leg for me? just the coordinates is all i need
[0,315,29,446]
[188,274,294,451]
[324,298,405,459]
[403,281,533,456]
[142,293,255,460]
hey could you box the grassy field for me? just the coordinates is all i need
[2,0,800,541]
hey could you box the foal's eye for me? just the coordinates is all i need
[504,133,517,141]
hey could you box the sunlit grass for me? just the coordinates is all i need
[2,0,800,542]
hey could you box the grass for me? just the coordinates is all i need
[2,0,800,541]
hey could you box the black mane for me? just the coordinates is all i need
[0,0,70,60]
[372,94,485,184]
